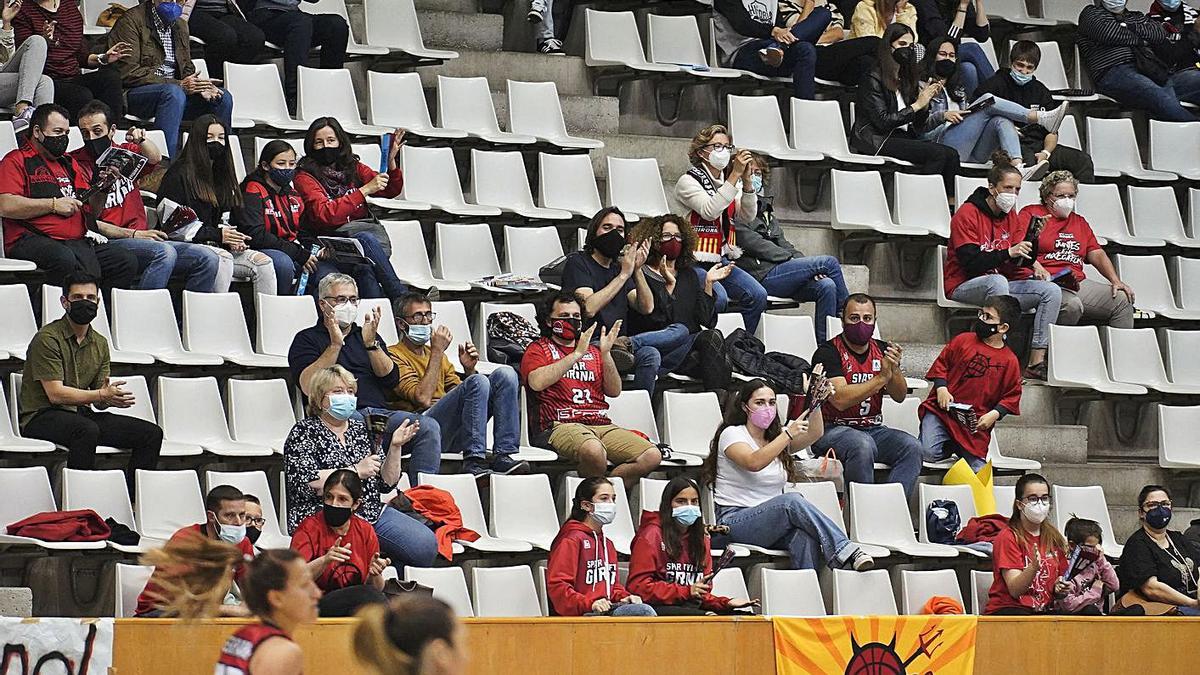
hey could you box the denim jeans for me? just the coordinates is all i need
[919,412,987,471]
[110,238,222,292]
[303,232,408,299]
[931,96,1029,163]
[258,248,298,295]
[956,42,996,99]
[629,323,692,395]
[760,255,849,342]
[425,368,520,458]
[373,504,438,568]
[814,424,923,500]
[729,7,831,99]
[124,83,235,157]
[1095,63,1200,123]
[695,263,768,333]
[355,407,442,485]
[950,274,1061,349]
[716,493,859,570]
[610,603,657,617]
[658,331,697,376]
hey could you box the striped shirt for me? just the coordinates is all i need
[1077,5,1171,81]
[12,0,90,78]
[150,7,177,79]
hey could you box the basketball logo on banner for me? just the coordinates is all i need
[774,616,978,675]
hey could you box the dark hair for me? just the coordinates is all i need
[1010,40,1042,68]
[61,271,101,297]
[843,292,876,316]
[1064,517,1103,545]
[1137,484,1170,509]
[659,476,707,568]
[538,291,583,337]
[299,116,359,175]
[77,100,114,128]
[878,23,918,102]
[568,477,613,521]
[323,468,364,502]
[393,291,432,321]
[983,294,1021,330]
[242,494,261,505]
[354,596,458,675]
[171,114,242,208]
[630,213,699,269]
[583,206,628,254]
[988,150,1021,185]
[703,379,798,487]
[257,139,297,170]
[242,548,304,617]
[920,35,964,99]
[31,103,70,131]
[1008,473,1067,554]
[205,484,245,513]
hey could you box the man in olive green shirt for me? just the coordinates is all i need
[21,272,161,485]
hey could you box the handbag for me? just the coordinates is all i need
[381,578,434,600]
[797,448,844,493]
[1134,46,1171,86]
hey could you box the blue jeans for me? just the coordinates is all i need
[610,603,657,617]
[110,238,222,292]
[124,83,234,157]
[717,493,859,570]
[304,233,408,299]
[759,255,849,342]
[373,504,438,568]
[354,407,442,485]
[919,412,987,471]
[957,42,996,98]
[696,263,768,334]
[1096,63,1200,123]
[950,274,1061,349]
[259,248,300,295]
[425,368,520,458]
[814,424,923,499]
[629,323,692,395]
[729,7,830,99]
[931,96,1029,163]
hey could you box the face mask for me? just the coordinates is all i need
[1052,196,1075,218]
[268,167,295,187]
[933,58,957,80]
[84,135,112,158]
[1146,505,1172,530]
[659,239,683,261]
[750,174,763,194]
[38,133,69,159]
[406,323,432,345]
[1100,0,1126,13]
[672,505,702,527]
[1010,69,1034,86]
[310,146,339,166]
[994,191,1018,214]
[747,404,777,430]
[550,317,581,341]
[707,147,731,171]
[973,319,1000,341]
[1022,501,1049,525]
[216,522,246,544]
[589,502,617,525]
[592,228,626,259]
[156,1,183,24]
[326,393,357,421]
[66,299,98,325]
[246,527,262,545]
[331,301,357,326]
[841,320,874,346]
[322,504,352,529]
[891,45,916,67]
[1161,0,1182,10]
[207,141,226,162]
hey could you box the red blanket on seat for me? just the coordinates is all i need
[7,509,110,541]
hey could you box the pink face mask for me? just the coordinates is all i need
[747,404,777,429]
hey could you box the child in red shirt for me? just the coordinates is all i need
[919,295,1023,471]
[986,473,1069,615]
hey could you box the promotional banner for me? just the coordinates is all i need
[774,615,977,675]
[0,617,113,675]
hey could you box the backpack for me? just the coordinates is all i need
[486,311,540,365]
[925,499,962,545]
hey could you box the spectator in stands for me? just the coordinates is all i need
[14,0,127,120]
[1078,0,1200,122]
[355,596,466,675]
[159,114,284,296]
[1148,0,1200,75]
[976,41,1097,182]
[768,1,883,89]
[0,1,52,132]
[810,293,922,499]
[215,549,318,675]
[519,293,662,490]
[293,118,402,256]
[1056,517,1119,615]
[246,0,348,112]
[71,100,227,293]
[852,24,961,194]
[243,494,264,547]
[920,35,1069,179]
[628,476,759,616]
[135,484,255,617]
[141,527,245,619]
[387,292,529,478]
[911,0,995,96]
[19,272,162,480]
[288,275,442,483]
[186,0,264,83]
[108,0,234,157]
[849,0,917,38]
[239,140,407,298]
[547,477,657,617]
[985,473,1069,615]
[283,364,438,569]
[944,156,1060,380]
[675,124,767,333]
[737,156,849,343]
[290,469,389,617]
[704,378,875,571]
[527,0,566,54]
[1118,484,1200,615]
[714,0,832,99]
[0,104,137,289]
[1021,171,1134,329]
[919,294,1022,470]
[563,207,691,396]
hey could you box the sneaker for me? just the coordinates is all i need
[1020,159,1049,181]
[1022,361,1047,382]
[463,456,493,478]
[848,549,875,572]
[527,0,546,23]
[759,47,784,68]
[11,106,33,133]
[491,454,531,475]
[610,346,635,373]
[425,286,440,302]
[614,336,633,352]
[1037,101,1069,134]
[538,38,565,55]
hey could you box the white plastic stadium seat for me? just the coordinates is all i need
[1158,405,1200,469]
[405,566,474,617]
[426,300,489,375]
[418,473,533,552]
[297,66,388,135]
[562,475,636,555]
[434,223,505,291]
[756,314,817,362]
[503,226,565,277]
[223,64,307,131]
[987,429,1041,472]
[61,468,142,552]
[727,95,822,162]
[490,474,560,550]
[1087,117,1177,181]
[1074,183,1164,247]
[1052,485,1123,558]
[848,483,958,558]
[134,469,206,544]
[0,467,105,550]
[584,9,680,74]
[382,220,470,292]
[1102,327,1200,394]
[786,481,890,559]
[102,375,204,457]
[917,483,987,558]
[716,312,745,335]
[114,564,153,618]
[255,293,319,358]
[438,76,536,146]
[111,289,224,366]
[300,0,389,56]
[471,150,572,220]
[1114,254,1200,320]
[1057,115,1083,150]
[971,569,992,614]
[1149,120,1200,180]
[893,172,951,238]
[660,391,723,457]
[402,146,501,217]
[157,376,275,457]
[710,568,750,601]
[1014,41,1096,101]
[645,14,742,78]
[473,566,542,617]
[182,291,287,367]
[79,0,111,34]
[936,246,978,310]
[362,0,458,61]
[204,470,291,549]
[606,156,669,218]
[1127,187,1200,249]
[900,569,963,615]
[1047,324,1147,394]
[539,153,604,218]
[954,175,988,207]
[475,301,538,360]
[1042,0,1089,24]
[1162,329,1200,390]
[832,170,929,235]
[507,80,604,149]
[882,396,920,440]
[355,297,397,355]
[759,568,826,617]
[790,99,884,166]
[832,569,898,615]
[0,284,37,359]
[1173,255,1200,312]
[0,384,55,454]
[367,71,466,139]
[227,379,299,454]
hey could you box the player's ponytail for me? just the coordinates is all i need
[354,596,459,675]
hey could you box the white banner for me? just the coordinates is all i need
[0,617,113,675]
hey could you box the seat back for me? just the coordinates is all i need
[0,467,56,532]
[1102,327,1171,387]
[503,225,564,276]
[716,313,745,335]
[40,285,117,345]
[710,568,749,600]
[894,172,950,238]
[134,469,206,540]
[1113,254,1179,315]
[227,378,297,448]
[881,396,920,439]
[831,169,898,231]
[363,0,429,51]
[605,389,660,444]
[98,374,156,424]
[1022,40,1070,90]
[539,153,602,216]
[471,149,538,213]
[1057,114,1083,150]
[900,569,963,615]
[971,569,992,614]
[917,483,976,544]
[255,294,318,357]
[1047,324,1116,387]
[606,156,669,216]
[489,474,559,547]
[832,568,897,615]
[367,71,435,128]
[404,566,474,616]
[115,564,154,618]
[1041,0,1089,22]
[1088,117,1148,175]
[473,566,542,617]
[1158,404,1200,467]
[1128,186,1189,242]
[790,99,853,156]
[636,477,669,516]
[757,313,817,361]
[848,482,918,546]
[1075,183,1133,244]
[786,481,847,533]
[0,284,37,352]
[1162,329,1200,385]
[760,568,826,616]
[585,9,651,67]
[728,95,791,154]
[475,301,538,353]
[660,391,722,456]
[508,80,571,139]
[562,475,635,554]
[382,220,437,285]
[182,291,255,357]
[356,298,399,346]
[402,145,469,207]
[645,14,710,67]
[954,176,988,207]
[111,288,186,354]
[297,66,365,125]
[1051,485,1119,553]
[1149,120,1200,174]
[157,376,234,445]
[418,473,489,534]
[225,63,292,123]
[1175,255,1200,310]
[438,76,504,136]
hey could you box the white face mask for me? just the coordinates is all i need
[590,502,617,525]
[1023,501,1050,525]
[994,191,1018,214]
[1101,0,1126,13]
[332,301,358,326]
[1052,196,1075,218]
[707,147,731,171]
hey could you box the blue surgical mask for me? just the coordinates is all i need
[672,505,702,527]
[750,174,763,194]
[327,393,357,420]
[406,323,432,345]
[1161,0,1182,10]
[156,1,183,24]
[1101,0,1126,13]
[1010,69,1033,86]
[217,522,246,544]
[268,167,295,187]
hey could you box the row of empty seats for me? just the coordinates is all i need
[1047,324,1200,396]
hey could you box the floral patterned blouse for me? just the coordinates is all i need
[283,416,393,534]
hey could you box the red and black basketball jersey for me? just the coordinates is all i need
[821,336,885,428]
[519,337,610,433]
[214,623,291,675]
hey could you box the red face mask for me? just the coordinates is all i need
[659,239,683,261]
[551,318,581,341]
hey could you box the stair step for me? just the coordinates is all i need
[997,424,1089,465]
[417,50,594,97]
[415,0,479,13]
[1040,462,1180,505]
[418,10,505,51]
[488,91,620,136]
[590,133,691,181]
[1005,383,1059,426]
[873,299,945,345]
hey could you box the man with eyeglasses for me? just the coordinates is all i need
[289,273,442,485]
[387,292,529,478]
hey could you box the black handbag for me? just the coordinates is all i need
[1135,46,1171,86]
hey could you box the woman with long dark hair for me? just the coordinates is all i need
[703,378,873,571]
[984,473,1069,614]
[354,596,468,675]
[1117,485,1200,616]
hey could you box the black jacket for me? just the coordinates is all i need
[237,171,313,267]
[628,264,716,336]
[851,66,928,155]
[734,196,803,282]
[158,164,230,246]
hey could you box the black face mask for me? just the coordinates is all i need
[891,45,916,67]
[310,147,339,166]
[84,135,113,158]
[39,133,69,159]
[67,299,98,325]
[933,58,957,80]
[592,229,626,259]
[322,504,352,529]
[207,141,226,162]
[245,527,262,545]
[973,319,1000,341]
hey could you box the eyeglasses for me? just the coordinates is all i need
[705,143,735,151]
[1144,500,1172,510]
[1022,496,1052,506]
[404,311,437,322]
[322,295,359,305]
[245,517,266,527]
[660,233,682,242]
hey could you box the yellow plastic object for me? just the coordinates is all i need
[943,459,998,515]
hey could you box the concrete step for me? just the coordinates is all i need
[1111,506,1200,542]
[417,10,505,52]
[415,0,479,13]
[484,91,619,136]
[1041,462,1180,506]
[873,299,945,345]
[417,50,594,97]
[1006,383,1059,426]
[997,424,1089,466]
[590,133,692,182]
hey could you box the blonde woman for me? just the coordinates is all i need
[354,596,469,675]
[850,0,918,39]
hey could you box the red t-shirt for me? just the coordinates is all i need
[134,524,256,616]
[944,200,1033,296]
[69,142,156,231]
[1021,204,1101,293]
[0,143,90,250]
[919,332,1022,459]
[215,622,292,675]
[817,336,886,429]
[289,512,379,592]
[519,337,610,433]
[985,527,1067,613]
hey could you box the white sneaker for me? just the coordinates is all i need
[1021,159,1049,181]
[538,38,564,55]
[1037,101,1069,134]
[527,0,546,23]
